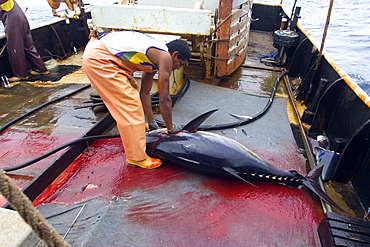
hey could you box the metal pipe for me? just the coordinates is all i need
[315,0,335,70]
[282,70,332,213]
[240,64,281,72]
[288,0,298,30]
[282,71,316,169]
[63,203,86,240]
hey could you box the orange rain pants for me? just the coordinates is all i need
[83,38,149,161]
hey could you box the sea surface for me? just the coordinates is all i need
[262,0,370,92]
[1,0,369,92]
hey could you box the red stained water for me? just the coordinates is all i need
[34,138,188,205]
[34,137,324,246]
[0,129,83,206]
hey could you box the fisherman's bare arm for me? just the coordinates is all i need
[146,48,173,130]
[140,71,156,122]
[157,69,173,130]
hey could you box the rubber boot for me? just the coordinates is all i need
[126,156,162,169]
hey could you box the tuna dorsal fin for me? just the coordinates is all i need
[181,109,218,132]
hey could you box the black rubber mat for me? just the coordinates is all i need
[319,212,370,246]
[28,65,81,82]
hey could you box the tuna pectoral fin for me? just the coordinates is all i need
[303,165,347,213]
[177,157,200,164]
[222,167,258,188]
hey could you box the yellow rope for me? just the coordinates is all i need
[0,169,70,247]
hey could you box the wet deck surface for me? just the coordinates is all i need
[34,80,323,245]
[0,55,106,205]
[36,137,322,246]
[1,31,325,246]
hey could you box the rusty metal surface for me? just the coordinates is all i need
[214,0,252,77]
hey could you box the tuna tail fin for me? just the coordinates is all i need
[303,165,347,213]
[182,109,218,132]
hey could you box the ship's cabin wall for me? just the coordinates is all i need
[134,0,219,13]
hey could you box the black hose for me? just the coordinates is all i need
[151,75,191,106]
[3,134,120,172]
[3,72,285,171]
[156,71,288,130]
[152,74,191,101]
[2,76,191,172]
[2,72,284,171]
[0,84,91,134]
[82,74,191,109]
[202,71,288,130]
[201,71,288,130]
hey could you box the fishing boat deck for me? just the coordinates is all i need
[0,31,327,246]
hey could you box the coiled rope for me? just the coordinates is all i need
[0,168,69,246]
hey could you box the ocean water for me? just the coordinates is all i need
[261,0,370,92]
[1,0,369,92]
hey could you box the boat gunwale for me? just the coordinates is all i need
[294,22,370,107]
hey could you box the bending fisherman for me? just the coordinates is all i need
[83,30,190,169]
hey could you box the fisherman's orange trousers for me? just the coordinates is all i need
[83,38,148,161]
